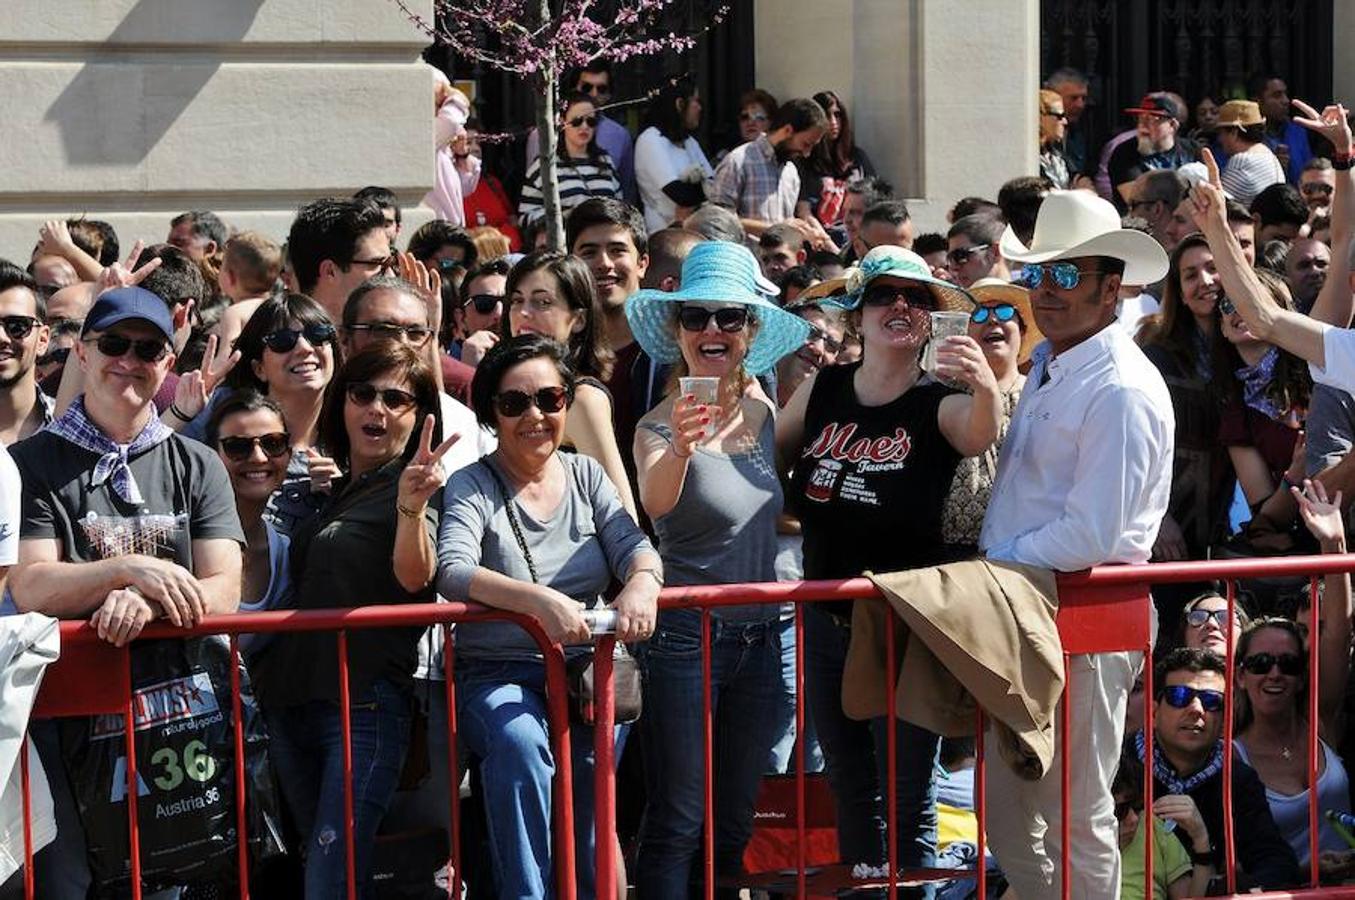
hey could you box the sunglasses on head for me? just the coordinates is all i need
[346,382,418,411]
[0,316,38,340]
[567,115,599,129]
[677,306,750,333]
[970,303,1018,325]
[344,322,433,345]
[946,244,990,266]
[1218,295,1237,316]
[462,293,503,315]
[1185,608,1234,629]
[1017,262,1105,291]
[494,386,570,417]
[262,322,336,353]
[219,432,291,462]
[1240,652,1304,677]
[1159,684,1225,712]
[860,283,937,310]
[84,333,169,363]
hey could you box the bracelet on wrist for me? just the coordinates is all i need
[168,403,193,423]
[1333,154,1354,171]
[670,442,691,459]
[396,501,424,520]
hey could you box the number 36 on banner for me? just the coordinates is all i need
[108,739,218,802]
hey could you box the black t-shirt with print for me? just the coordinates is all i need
[789,364,961,596]
[12,430,244,569]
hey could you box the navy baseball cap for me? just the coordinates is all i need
[1124,92,1185,121]
[81,287,174,342]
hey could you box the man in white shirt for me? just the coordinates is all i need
[979,190,1173,898]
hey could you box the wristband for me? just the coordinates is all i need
[1188,843,1215,866]
[396,501,424,520]
[1334,154,1354,171]
[168,403,193,422]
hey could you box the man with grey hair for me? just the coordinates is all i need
[683,203,746,244]
[1127,169,1188,249]
[1045,67,1091,174]
[946,213,1008,287]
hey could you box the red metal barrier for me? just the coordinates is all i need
[19,554,1355,898]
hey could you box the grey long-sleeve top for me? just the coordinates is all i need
[437,452,654,662]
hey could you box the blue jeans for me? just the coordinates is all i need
[768,615,826,774]
[456,658,600,900]
[804,605,940,898]
[636,608,789,900]
[265,678,413,899]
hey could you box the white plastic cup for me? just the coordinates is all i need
[922,311,971,373]
[679,376,720,440]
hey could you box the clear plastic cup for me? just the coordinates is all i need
[922,311,971,374]
[679,376,720,440]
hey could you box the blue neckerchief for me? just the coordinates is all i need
[1134,728,1225,795]
[1235,346,1282,420]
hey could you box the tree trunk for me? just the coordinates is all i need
[536,0,565,250]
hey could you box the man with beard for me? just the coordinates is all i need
[0,262,52,443]
[1108,93,1199,211]
[711,97,828,237]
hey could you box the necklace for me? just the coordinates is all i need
[1281,746,1293,761]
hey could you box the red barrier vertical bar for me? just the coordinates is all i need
[701,609,714,900]
[593,636,617,900]
[1059,652,1070,900]
[974,710,986,898]
[229,635,250,899]
[1222,582,1237,894]
[794,605,807,900]
[1142,641,1153,900]
[1308,574,1321,887]
[543,645,577,900]
[20,733,32,900]
[337,631,357,900]
[125,658,143,900]
[444,627,462,900]
[884,612,897,900]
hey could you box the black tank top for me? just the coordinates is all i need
[789,363,962,588]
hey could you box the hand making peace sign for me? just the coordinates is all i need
[397,414,462,513]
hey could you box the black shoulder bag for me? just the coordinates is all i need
[487,464,643,726]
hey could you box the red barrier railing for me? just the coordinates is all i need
[18,554,1355,898]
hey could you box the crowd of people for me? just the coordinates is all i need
[5,56,1355,899]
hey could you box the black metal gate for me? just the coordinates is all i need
[1041,0,1333,158]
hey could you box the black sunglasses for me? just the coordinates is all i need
[677,306,749,333]
[1159,684,1225,712]
[1185,608,1233,629]
[1240,652,1304,677]
[348,252,399,271]
[805,324,843,354]
[37,346,70,367]
[861,284,937,310]
[262,322,336,353]
[219,432,291,462]
[567,115,599,129]
[83,333,169,363]
[946,244,990,266]
[970,304,1018,325]
[435,258,466,274]
[1113,799,1143,820]
[739,111,769,123]
[344,323,433,345]
[346,382,418,412]
[494,386,570,417]
[0,316,38,340]
[578,82,609,97]
[462,293,503,315]
[1301,182,1334,196]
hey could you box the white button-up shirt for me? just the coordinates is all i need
[1310,324,1355,394]
[979,325,1175,571]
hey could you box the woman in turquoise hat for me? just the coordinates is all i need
[775,244,1002,895]
[626,240,809,896]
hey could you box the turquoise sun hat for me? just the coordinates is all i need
[844,245,975,312]
[624,241,812,375]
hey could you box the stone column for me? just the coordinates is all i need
[0,1,434,260]
[754,0,1040,235]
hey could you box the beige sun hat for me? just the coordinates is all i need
[967,278,1042,365]
[998,190,1170,285]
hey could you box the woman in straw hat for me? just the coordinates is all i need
[940,277,1040,557]
[626,240,811,897]
[775,244,1001,889]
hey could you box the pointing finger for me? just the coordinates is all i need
[1291,98,1321,122]
[1201,147,1221,187]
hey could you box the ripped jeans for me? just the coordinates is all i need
[265,678,412,899]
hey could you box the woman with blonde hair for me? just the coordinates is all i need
[1039,89,1074,189]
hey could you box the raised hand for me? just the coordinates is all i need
[308,452,342,494]
[37,220,77,259]
[460,329,500,367]
[96,240,163,295]
[397,414,461,512]
[172,334,239,421]
[1187,148,1229,235]
[1292,99,1353,156]
[398,251,444,337]
[932,335,999,395]
[669,393,711,458]
[1292,477,1345,548]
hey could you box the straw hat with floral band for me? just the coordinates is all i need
[843,245,974,313]
[787,272,855,312]
[967,277,1043,365]
[624,241,811,376]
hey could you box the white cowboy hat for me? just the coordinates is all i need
[998,190,1170,285]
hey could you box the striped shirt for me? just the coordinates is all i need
[518,153,622,226]
[710,134,800,225]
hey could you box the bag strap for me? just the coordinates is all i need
[486,462,538,584]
